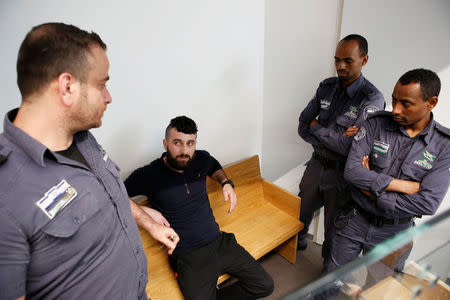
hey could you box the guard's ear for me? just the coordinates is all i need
[361,54,368,66]
[163,139,168,151]
[57,72,78,107]
[425,96,438,111]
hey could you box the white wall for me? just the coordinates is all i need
[0,0,265,178]
[261,0,342,180]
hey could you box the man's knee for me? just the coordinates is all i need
[239,269,274,298]
[258,272,274,297]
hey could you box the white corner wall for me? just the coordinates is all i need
[0,0,265,178]
[261,0,342,181]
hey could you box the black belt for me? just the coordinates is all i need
[312,153,343,170]
[355,203,412,227]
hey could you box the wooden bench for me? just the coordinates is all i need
[136,155,304,299]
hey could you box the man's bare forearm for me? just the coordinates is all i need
[386,179,420,194]
[129,199,158,232]
[211,169,228,185]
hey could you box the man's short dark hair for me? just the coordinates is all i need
[165,116,198,139]
[340,34,368,57]
[398,68,441,101]
[17,22,107,100]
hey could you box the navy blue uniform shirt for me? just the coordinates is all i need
[298,75,385,161]
[124,150,222,253]
[0,109,148,299]
[344,112,450,218]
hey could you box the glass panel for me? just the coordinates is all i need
[282,209,450,300]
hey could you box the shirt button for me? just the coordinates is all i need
[136,249,140,254]
[73,217,81,224]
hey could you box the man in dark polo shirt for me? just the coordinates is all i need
[125,116,274,300]
[0,23,178,299]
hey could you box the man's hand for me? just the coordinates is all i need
[361,155,370,169]
[309,119,319,128]
[140,206,170,227]
[343,126,359,137]
[360,155,371,196]
[222,184,237,214]
[150,225,179,255]
[129,200,179,254]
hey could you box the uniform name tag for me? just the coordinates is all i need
[36,180,77,219]
[372,140,389,154]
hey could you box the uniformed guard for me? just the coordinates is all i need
[323,68,450,297]
[297,34,385,261]
[0,23,179,299]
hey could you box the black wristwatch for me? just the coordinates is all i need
[221,179,235,189]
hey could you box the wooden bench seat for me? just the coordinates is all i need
[136,155,304,299]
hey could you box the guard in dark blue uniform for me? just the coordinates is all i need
[297,34,385,260]
[322,69,450,298]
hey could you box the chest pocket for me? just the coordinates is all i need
[42,191,101,237]
[369,152,391,172]
[402,157,433,181]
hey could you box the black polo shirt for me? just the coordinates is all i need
[125,150,222,253]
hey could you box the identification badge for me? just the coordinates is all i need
[36,180,77,219]
[320,99,331,110]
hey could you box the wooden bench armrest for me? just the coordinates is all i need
[262,180,301,219]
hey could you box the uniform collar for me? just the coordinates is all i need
[345,74,365,99]
[390,112,436,144]
[3,108,88,167]
[419,113,435,145]
[3,108,50,167]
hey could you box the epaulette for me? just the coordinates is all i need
[0,145,10,166]
[319,77,338,87]
[361,81,382,100]
[367,110,393,120]
[434,121,450,138]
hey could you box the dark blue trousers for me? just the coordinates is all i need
[318,210,413,299]
[298,158,341,260]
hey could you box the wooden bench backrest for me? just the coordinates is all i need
[207,155,264,225]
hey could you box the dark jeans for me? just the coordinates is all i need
[168,232,274,300]
[298,158,340,260]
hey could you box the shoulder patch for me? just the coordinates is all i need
[319,77,338,87]
[363,105,380,120]
[361,79,384,101]
[435,122,450,137]
[354,126,367,141]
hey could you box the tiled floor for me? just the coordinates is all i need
[260,239,323,299]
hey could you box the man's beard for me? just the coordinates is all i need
[166,150,195,171]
